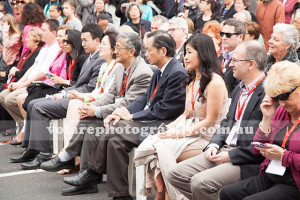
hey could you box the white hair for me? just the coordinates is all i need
[235,10,251,22]
[273,23,299,52]
[168,17,188,35]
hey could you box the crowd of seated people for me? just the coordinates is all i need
[0,0,300,199]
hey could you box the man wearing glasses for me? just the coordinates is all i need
[167,17,188,66]
[167,40,267,200]
[219,18,246,96]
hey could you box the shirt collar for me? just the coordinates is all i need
[239,73,264,92]
[222,50,234,62]
[160,58,171,75]
[89,50,99,59]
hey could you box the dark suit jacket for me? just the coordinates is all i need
[205,77,265,179]
[65,51,105,93]
[127,57,187,121]
[218,55,240,97]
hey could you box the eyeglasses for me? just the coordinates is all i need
[12,1,25,6]
[231,58,252,63]
[271,86,298,101]
[168,28,181,33]
[220,32,241,38]
[115,46,130,52]
[63,39,71,44]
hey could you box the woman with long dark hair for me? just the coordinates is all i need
[10,29,87,145]
[134,33,229,199]
[19,2,46,57]
[194,0,220,32]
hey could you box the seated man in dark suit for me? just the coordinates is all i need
[219,19,246,96]
[40,32,154,195]
[10,24,105,169]
[62,31,187,199]
[167,40,266,200]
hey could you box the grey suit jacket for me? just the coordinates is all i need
[65,51,105,93]
[91,56,153,118]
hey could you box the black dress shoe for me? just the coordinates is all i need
[9,138,22,145]
[63,169,103,186]
[112,196,133,200]
[21,153,51,170]
[61,184,98,196]
[41,156,75,172]
[10,149,39,163]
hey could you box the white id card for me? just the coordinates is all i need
[143,102,150,110]
[265,160,286,176]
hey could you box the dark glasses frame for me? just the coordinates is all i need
[271,86,298,101]
[63,39,72,45]
[220,32,241,38]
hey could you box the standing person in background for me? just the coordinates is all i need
[19,3,45,57]
[280,0,296,24]
[49,3,64,25]
[256,0,285,50]
[136,0,153,21]
[62,0,82,31]
[85,0,112,26]
[291,0,300,21]
[1,14,21,67]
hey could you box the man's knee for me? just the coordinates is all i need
[166,165,181,186]
[191,174,217,194]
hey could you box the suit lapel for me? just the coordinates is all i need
[77,51,99,80]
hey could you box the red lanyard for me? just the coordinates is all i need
[119,66,132,96]
[191,80,200,111]
[221,58,230,73]
[237,74,265,120]
[282,116,300,148]
[150,83,159,102]
[99,61,117,93]
[68,60,75,81]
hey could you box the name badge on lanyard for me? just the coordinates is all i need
[266,160,286,176]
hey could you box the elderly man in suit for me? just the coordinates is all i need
[167,40,267,200]
[10,24,105,169]
[40,32,153,195]
[219,19,246,96]
[62,31,187,199]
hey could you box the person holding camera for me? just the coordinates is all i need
[116,0,136,26]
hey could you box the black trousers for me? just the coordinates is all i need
[219,173,300,200]
[87,119,167,197]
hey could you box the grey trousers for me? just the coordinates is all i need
[22,97,71,153]
[65,118,102,172]
[167,146,241,200]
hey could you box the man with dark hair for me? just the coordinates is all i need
[62,31,187,199]
[41,32,154,196]
[96,13,116,32]
[167,40,266,200]
[219,18,246,96]
[10,24,105,170]
[44,18,59,32]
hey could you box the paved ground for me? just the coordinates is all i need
[0,135,154,200]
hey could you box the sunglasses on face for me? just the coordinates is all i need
[271,86,298,101]
[12,1,25,5]
[220,32,240,38]
[63,39,71,44]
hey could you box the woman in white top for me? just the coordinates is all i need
[62,31,122,144]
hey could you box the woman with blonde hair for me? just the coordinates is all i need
[62,0,82,31]
[1,14,21,66]
[220,61,300,200]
